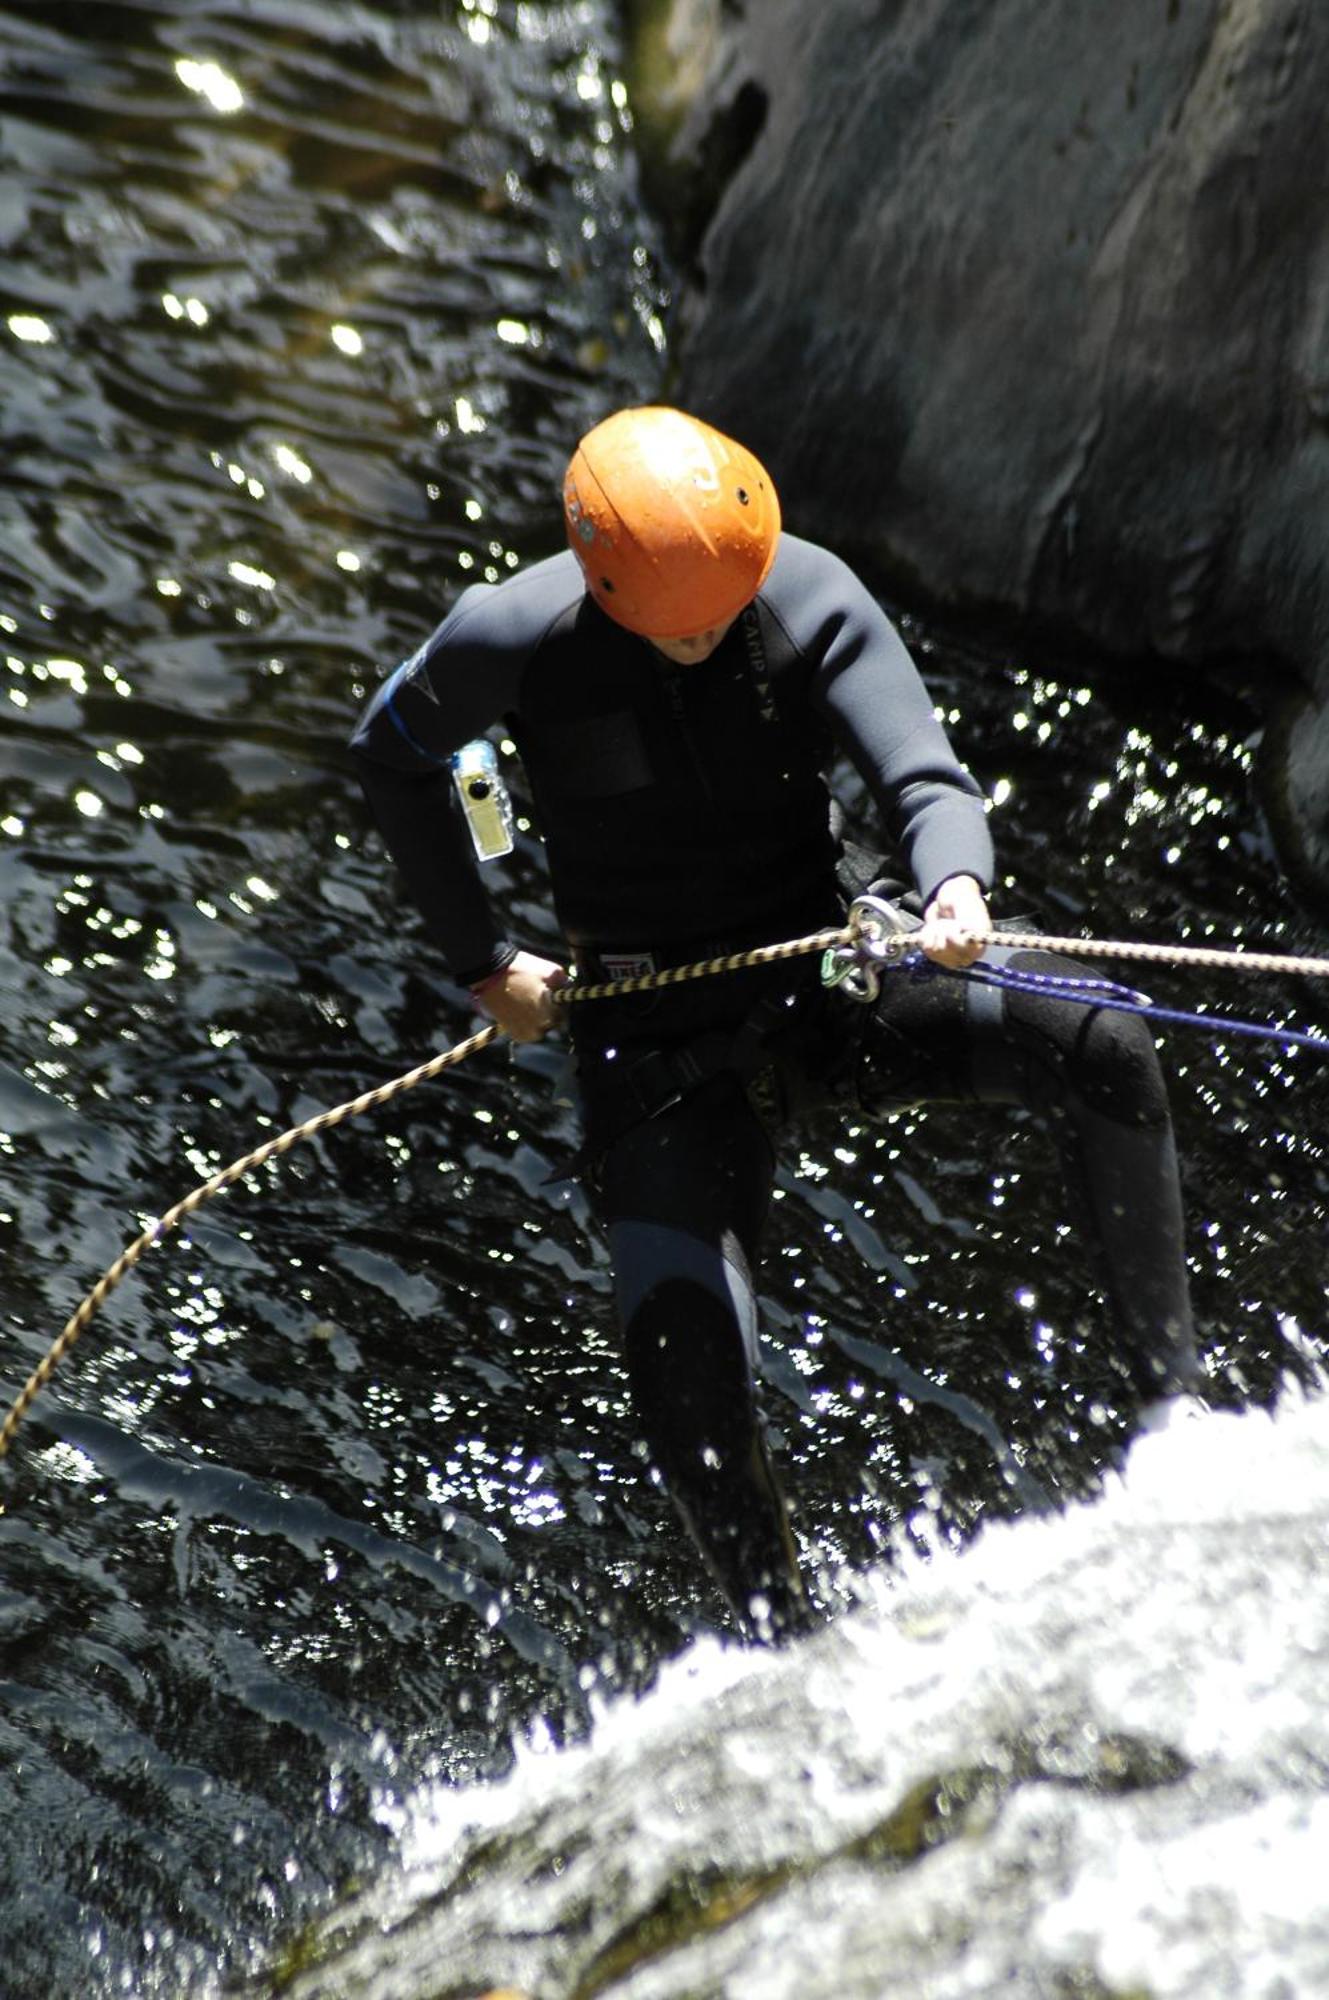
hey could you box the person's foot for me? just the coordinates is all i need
[739,1580,821,1647]
[672,1430,815,1644]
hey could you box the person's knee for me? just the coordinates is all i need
[1070,1006,1171,1125]
[1007,973,1172,1127]
[623,1277,756,1476]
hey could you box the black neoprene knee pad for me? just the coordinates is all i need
[623,1277,758,1478]
[1007,977,1171,1127]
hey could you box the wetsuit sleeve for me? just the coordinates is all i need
[769,542,994,905]
[348,561,574,984]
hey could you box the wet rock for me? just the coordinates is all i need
[256,1398,1329,1999]
[625,0,1329,903]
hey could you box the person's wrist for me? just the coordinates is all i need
[933,875,986,911]
[469,966,510,1000]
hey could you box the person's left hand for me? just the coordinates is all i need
[919,874,990,968]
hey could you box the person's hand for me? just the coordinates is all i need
[471,951,569,1041]
[919,875,990,969]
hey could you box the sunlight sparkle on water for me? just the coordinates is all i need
[39,1441,99,1486]
[8,314,54,344]
[461,0,499,43]
[162,294,210,326]
[273,445,312,484]
[330,323,363,356]
[175,58,244,114]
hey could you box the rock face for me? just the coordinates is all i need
[625,0,1329,904]
[265,1396,1329,1999]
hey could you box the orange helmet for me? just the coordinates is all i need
[563,406,781,639]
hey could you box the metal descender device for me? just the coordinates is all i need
[820,892,922,1004]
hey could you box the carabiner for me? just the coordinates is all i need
[821,895,920,1004]
[821,942,882,1003]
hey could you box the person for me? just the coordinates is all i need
[350,405,1198,1638]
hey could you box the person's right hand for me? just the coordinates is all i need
[471,950,569,1042]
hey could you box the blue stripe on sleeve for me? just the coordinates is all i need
[381,668,450,767]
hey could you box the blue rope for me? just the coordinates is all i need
[905,952,1329,1056]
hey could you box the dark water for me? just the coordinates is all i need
[0,5,1324,1995]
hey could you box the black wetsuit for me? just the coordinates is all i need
[351,536,1197,1628]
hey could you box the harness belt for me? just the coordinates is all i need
[610,1010,781,1126]
[557,985,801,1185]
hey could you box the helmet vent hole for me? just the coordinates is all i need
[736,487,750,505]
[600,576,616,592]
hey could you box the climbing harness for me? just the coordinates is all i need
[4,903,1328,1467]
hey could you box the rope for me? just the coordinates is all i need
[963,929,1329,980]
[554,923,1329,1005]
[941,959,1329,1054]
[552,925,854,1003]
[0,1024,498,1466]
[6,906,1327,1467]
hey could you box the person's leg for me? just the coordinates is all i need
[857,949,1198,1401]
[589,1071,809,1635]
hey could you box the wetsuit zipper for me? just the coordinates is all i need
[658,663,715,805]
